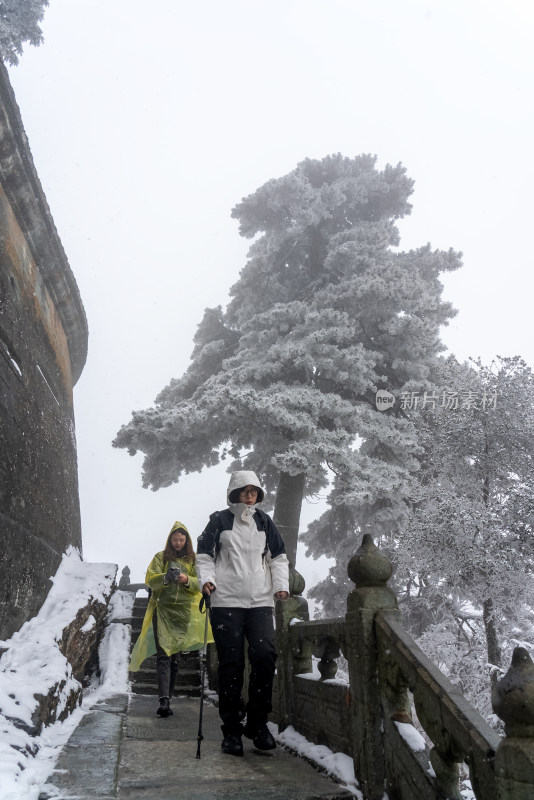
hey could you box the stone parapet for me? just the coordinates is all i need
[272,533,534,800]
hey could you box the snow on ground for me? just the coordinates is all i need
[0,548,132,800]
[274,723,362,798]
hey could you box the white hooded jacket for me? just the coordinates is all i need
[196,471,290,608]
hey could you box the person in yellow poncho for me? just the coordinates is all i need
[129,520,213,717]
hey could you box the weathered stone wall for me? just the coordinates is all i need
[0,63,87,640]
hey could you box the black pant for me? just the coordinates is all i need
[152,610,179,699]
[210,606,277,735]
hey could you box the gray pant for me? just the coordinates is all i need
[152,610,179,699]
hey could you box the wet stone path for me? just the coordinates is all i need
[42,692,355,800]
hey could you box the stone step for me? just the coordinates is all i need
[128,602,203,699]
[48,694,355,800]
[130,622,144,635]
[131,667,200,684]
[128,650,201,668]
[130,681,202,697]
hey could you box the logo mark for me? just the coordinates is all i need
[375,390,395,411]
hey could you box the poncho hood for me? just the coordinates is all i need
[227,470,265,504]
[169,520,189,536]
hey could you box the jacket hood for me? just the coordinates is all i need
[227,470,265,504]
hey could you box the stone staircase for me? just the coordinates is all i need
[48,596,354,799]
[129,595,202,697]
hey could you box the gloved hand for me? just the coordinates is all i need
[163,566,182,585]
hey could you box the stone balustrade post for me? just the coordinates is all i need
[118,566,148,594]
[274,565,310,731]
[492,646,534,800]
[345,533,398,800]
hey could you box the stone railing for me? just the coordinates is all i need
[117,566,149,594]
[274,534,534,800]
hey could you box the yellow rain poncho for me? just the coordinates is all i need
[129,523,213,672]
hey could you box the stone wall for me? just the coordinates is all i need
[0,63,88,640]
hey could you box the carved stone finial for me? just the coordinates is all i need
[347,533,393,587]
[289,566,305,596]
[492,647,534,735]
[118,565,131,589]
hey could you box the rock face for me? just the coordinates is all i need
[0,62,88,640]
[30,592,113,735]
[60,601,111,685]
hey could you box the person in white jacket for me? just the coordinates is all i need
[196,470,289,756]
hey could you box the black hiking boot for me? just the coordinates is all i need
[221,732,243,756]
[251,723,276,750]
[156,696,173,717]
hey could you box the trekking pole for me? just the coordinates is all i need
[196,592,211,758]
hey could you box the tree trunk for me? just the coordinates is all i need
[481,462,502,685]
[272,472,305,568]
[482,597,502,687]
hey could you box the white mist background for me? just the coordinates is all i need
[7,0,534,592]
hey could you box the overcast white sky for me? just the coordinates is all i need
[7,0,534,591]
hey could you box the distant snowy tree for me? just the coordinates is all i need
[114,154,461,565]
[390,357,534,714]
[396,356,534,687]
[306,355,534,721]
[0,0,48,65]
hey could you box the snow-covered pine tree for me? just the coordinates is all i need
[303,357,477,612]
[0,1,48,65]
[114,154,461,566]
